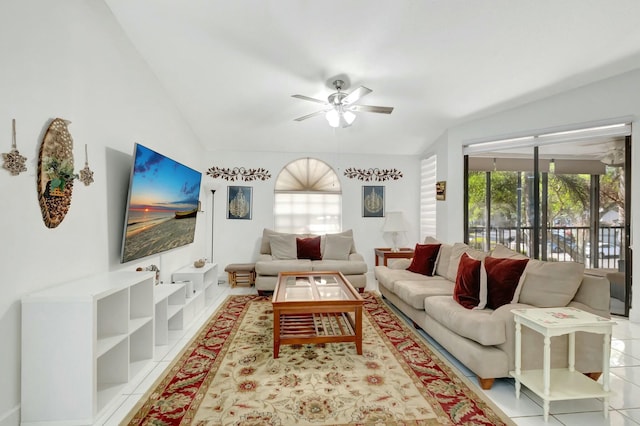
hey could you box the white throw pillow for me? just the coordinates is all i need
[511,260,584,307]
[491,244,528,259]
[269,234,297,260]
[261,228,289,255]
[323,235,353,260]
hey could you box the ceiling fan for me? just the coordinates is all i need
[292,79,394,128]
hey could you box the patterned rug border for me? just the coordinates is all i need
[369,293,515,426]
[123,292,515,425]
[122,294,261,424]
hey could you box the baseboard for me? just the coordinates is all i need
[0,406,19,426]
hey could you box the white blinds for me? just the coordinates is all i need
[420,155,437,241]
[274,192,342,234]
[463,123,631,155]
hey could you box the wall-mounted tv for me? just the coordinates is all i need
[120,143,202,263]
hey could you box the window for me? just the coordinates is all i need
[463,122,632,316]
[420,155,437,240]
[274,158,342,234]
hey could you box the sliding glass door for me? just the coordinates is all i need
[464,131,630,316]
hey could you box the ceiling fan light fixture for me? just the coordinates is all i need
[326,109,340,128]
[343,110,356,125]
[293,78,392,126]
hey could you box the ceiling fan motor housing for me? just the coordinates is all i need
[328,92,348,105]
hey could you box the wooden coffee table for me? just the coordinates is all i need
[272,271,364,358]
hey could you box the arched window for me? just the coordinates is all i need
[274,158,342,234]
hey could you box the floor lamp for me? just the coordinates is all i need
[210,189,216,264]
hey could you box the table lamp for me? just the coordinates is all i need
[382,211,407,252]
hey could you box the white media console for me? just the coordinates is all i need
[21,263,218,425]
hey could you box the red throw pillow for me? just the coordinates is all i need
[407,243,441,276]
[453,253,482,309]
[296,236,322,260]
[485,256,529,309]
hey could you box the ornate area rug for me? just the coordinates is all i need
[125,293,513,425]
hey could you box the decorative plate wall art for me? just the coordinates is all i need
[37,118,75,228]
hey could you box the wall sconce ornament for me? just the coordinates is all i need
[206,166,271,182]
[37,118,75,228]
[77,144,94,186]
[2,119,27,176]
[344,167,403,182]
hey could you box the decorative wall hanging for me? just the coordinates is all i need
[77,144,94,186]
[37,118,75,228]
[362,185,385,217]
[344,167,403,182]
[206,166,271,182]
[436,181,446,201]
[2,119,27,175]
[227,186,252,219]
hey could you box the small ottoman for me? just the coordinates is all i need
[224,263,256,288]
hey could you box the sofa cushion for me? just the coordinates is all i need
[407,243,441,276]
[296,236,322,260]
[513,260,585,307]
[393,279,454,310]
[269,234,298,260]
[374,266,432,293]
[260,229,290,255]
[484,256,529,309]
[434,243,453,278]
[491,244,528,259]
[453,253,482,309]
[312,259,367,275]
[255,259,312,276]
[321,229,356,254]
[323,234,353,260]
[423,296,506,346]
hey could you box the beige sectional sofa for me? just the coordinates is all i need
[255,229,368,294]
[375,241,611,389]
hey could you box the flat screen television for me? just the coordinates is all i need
[120,143,202,263]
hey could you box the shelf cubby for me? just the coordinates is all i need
[21,271,155,425]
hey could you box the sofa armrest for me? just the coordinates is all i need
[348,253,365,262]
[257,254,273,262]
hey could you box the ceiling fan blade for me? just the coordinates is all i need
[291,94,328,105]
[350,104,394,114]
[342,86,372,105]
[294,110,328,121]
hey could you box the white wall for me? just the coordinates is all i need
[206,151,421,274]
[430,68,640,320]
[0,1,207,423]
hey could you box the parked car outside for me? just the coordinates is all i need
[585,242,621,259]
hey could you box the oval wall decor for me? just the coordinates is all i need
[37,118,75,228]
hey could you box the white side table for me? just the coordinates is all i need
[510,307,615,422]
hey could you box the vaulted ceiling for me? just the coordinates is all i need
[105,0,640,156]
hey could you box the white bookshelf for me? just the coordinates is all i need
[21,271,155,425]
[154,283,186,345]
[172,263,218,326]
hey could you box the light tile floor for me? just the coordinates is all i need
[96,281,640,425]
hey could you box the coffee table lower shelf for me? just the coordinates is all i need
[274,312,360,358]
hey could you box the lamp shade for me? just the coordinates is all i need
[382,211,407,233]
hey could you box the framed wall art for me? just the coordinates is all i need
[436,181,446,201]
[362,185,385,217]
[227,186,253,219]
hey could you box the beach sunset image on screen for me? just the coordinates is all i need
[121,143,202,263]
